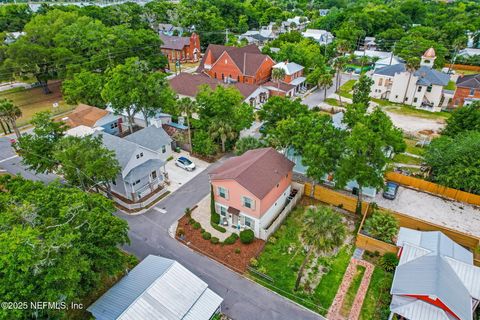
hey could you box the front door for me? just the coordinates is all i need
[232,214,238,227]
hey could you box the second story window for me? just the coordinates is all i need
[162,145,166,153]
[427,85,432,93]
[136,152,144,159]
[418,86,422,92]
[470,88,475,96]
[218,186,228,199]
[242,196,255,209]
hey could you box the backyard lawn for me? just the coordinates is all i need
[248,201,357,316]
[404,138,426,156]
[0,81,75,127]
[360,254,394,320]
[392,153,423,166]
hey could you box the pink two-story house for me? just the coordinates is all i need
[209,148,295,238]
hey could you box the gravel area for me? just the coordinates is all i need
[384,111,445,135]
[375,186,480,238]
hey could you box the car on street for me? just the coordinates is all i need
[175,156,196,171]
[383,181,399,200]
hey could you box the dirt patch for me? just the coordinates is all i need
[176,215,265,273]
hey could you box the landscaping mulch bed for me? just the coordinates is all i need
[177,215,265,273]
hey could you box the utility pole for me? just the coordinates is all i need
[447,47,458,74]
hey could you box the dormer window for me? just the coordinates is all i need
[136,152,144,159]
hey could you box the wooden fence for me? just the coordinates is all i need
[386,172,480,207]
[448,63,480,72]
[301,182,480,265]
[304,183,369,214]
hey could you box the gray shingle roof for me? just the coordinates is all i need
[373,63,406,76]
[414,66,450,86]
[391,255,472,320]
[87,255,223,320]
[124,126,172,152]
[456,74,480,89]
[94,131,139,169]
[124,159,165,183]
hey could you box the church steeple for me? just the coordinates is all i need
[420,48,436,69]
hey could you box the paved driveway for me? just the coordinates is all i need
[302,72,357,109]
[165,151,209,193]
[117,160,325,320]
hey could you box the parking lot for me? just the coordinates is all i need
[165,151,210,193]
[375,186,480,238]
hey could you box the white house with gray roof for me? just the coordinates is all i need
[389,227,480,320]
[370,48,452,112]
[88,255,223,320]
[95,125,171,202]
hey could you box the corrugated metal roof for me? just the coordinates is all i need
[396,228,472,264]
[390,295,454,320]
[391,255,472,320]
[398,243,431,265]
[445,257,480,300]
[87,255,222,320]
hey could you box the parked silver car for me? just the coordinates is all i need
[175,156,196,171]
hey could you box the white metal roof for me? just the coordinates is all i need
[390,295,456,320]
[396,228,473,264]
[273,61,304,75]
[88,255,222,320]
[445,257,480,300]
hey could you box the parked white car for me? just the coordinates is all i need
[175,156,196,171]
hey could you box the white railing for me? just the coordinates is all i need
[259,182,304,240]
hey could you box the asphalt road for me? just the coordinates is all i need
[0,135,58,182]
[0,134,324,320]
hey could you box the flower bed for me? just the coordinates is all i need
[176,214,265,273]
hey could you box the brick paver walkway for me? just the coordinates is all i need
[327,257,374,320]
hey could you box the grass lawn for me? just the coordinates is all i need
[404,138,425,156]
[381,103,451,120]
[445,80,456,91]
[360,265,394,320]
[338,79,356,99]
[340,264,366,317]
[1,81,75,127]
[325,98,340,106]
[249,203,354,316]
[392,153,423,165]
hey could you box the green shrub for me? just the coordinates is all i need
[188,218,196,225]
[185,207,192,217]
[210,237,219,244]
[258,266,267,274]
[193,222,201,230]
[240,229,254,244]
[364,210,399,243]
[166,155,174,161]
[223,233,239,245]
[380,252,399,272]
[235,248,241,254]
[192,130,217,156]
[250,258,259,267]
[202,232,211,240]
[268,236,277,244]
[211,223,226,233]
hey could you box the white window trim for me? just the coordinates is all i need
[242,196,255,210]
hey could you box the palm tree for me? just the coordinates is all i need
[271,68,286,90]
[0,99,22,138]
[318,72,334,100]
[402,57,420,105]
[294,206,346,291]
[358,55,370,70]
[209,121,236,153]
[333,56,348,92]
[177,97,197,153]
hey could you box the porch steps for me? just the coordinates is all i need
[353,247,364,260]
